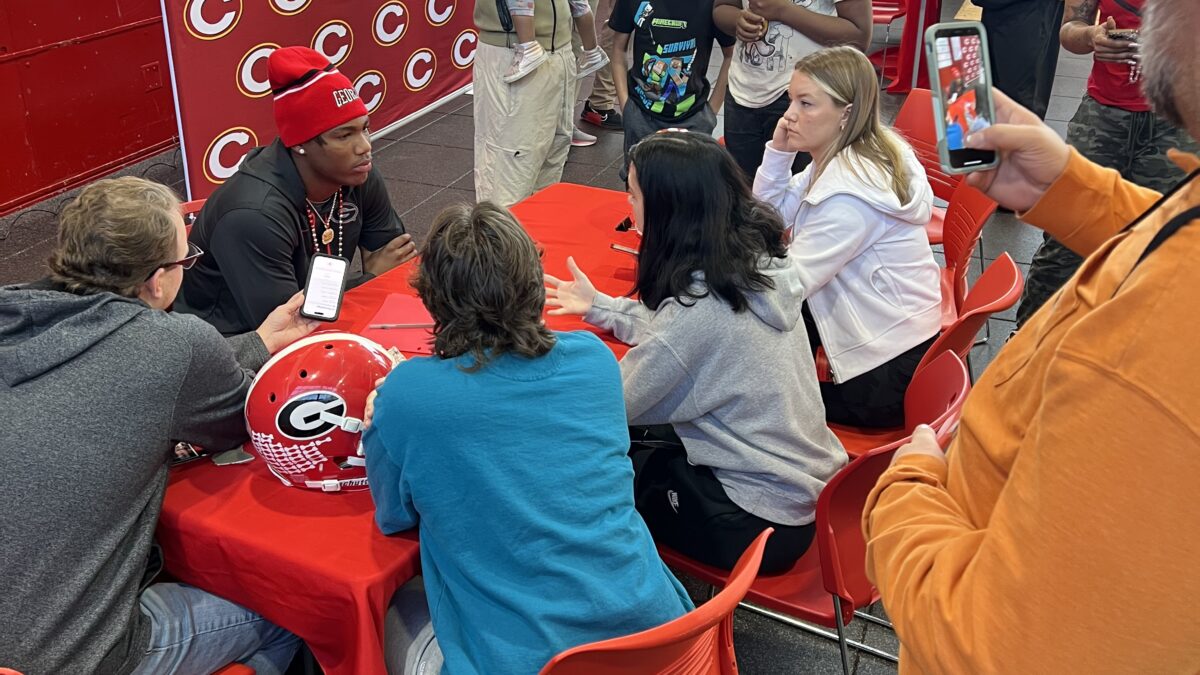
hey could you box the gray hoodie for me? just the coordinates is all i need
[585,257,847,526]
[0,281,268,675]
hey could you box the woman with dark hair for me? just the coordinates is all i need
[364,202,691,675]
[547,131,846,574]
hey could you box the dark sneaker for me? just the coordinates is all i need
[581,101,623,130]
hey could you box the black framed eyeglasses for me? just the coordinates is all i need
[147,241,204,279]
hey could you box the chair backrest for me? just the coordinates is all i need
[892,88,961,204]
[210,665,255,675]
[942,181,998,311]
[915,253,1023,374]
[539,529,773,675]
[816,351,969,616]
[903,349,971,435]
[181,198,206,234]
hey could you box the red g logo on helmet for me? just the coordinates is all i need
[452,30,477,70]
[312,20,354,67]
[354,70,387,114]
[373,1,409,47]
[235,43,279,99]
[184,0,242,40]
[269,0,311,15]
[202,126,258,185]
[246,333,397,493]
[404,49,436,91]
[426,0,453,26]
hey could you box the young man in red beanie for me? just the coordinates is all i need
[176,46,416,335]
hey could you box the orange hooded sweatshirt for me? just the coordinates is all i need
[862,149,1200,674]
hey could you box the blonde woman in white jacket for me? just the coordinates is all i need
[753,46,941,428]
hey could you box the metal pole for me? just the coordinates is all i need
[912,0,931,91]
[736,601,900,663]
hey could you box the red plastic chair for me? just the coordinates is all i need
[181,198,206,234]
[540,529,773,674]
[211,665,255,675]
[868,0,908,87]
[658,365,966,674]
[892,89,965,246]
[917,253,1023,375]
[939,181,998,329]
[830,350,971,457]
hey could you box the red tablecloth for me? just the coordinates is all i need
[156,183,635,675]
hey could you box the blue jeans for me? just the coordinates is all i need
[130,583,301,675]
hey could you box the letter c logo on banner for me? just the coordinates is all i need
[452,30,477,70]
[404,49,436,91]
[270,0,311,15]
[426,0,454,27]
[236,43,279,98]
[203,127,258,185]
[354,70,387,114]
[311,20,354,67]
[373,2,409,46]
[184,0,242,40]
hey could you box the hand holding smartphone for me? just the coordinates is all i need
[924,22,998,174]
[301,254,350,321]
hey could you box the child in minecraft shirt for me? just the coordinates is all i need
[609,0,734,178]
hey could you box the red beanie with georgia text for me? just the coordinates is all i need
[268,46,368,147]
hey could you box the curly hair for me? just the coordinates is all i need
[413,202,556,371]
[628,131,789,313]
[49,177,181,297]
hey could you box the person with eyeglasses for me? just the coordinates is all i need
[0,177,315,675]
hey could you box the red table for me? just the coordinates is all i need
[156,183,636,675]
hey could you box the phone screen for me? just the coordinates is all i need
[302,254,349,321]
[932,27,996,170]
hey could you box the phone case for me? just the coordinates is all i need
[923,21,999,175]
[301,254,350,322]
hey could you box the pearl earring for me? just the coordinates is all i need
[296,148,306,155]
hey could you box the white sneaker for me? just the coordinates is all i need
[571,126,598,147]
[503,41,548,83]
[576,46,610,80]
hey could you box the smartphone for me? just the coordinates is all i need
[924,22,998,174]
[301,253,350,321]
[211,449,255,466]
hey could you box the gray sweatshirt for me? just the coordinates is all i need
[585,257,847,526]
[0,281,268,675]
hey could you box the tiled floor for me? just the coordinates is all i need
[0,5,1098,673]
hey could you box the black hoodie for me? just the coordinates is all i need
[175,139,406,335]
[0,281,268,674]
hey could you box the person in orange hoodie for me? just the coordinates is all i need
[861,0,1200,672]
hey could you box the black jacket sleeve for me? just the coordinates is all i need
[208,207,302,328]
[357,167,406,252]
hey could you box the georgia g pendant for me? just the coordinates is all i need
[321,227,335,246]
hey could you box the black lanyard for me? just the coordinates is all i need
[1112,170,1200,289]
[1110,0,1141,18]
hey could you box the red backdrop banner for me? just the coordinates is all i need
[160,0,477,199]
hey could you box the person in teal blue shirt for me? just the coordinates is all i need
[364,201,692,675]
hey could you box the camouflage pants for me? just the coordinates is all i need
[1016,95,1199,326]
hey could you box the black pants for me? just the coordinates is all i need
[629,426,815,575]
[980,0,1064,119]
[723,91,812,180]
[803,305,937,428]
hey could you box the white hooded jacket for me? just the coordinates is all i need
[753,140,941,383]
